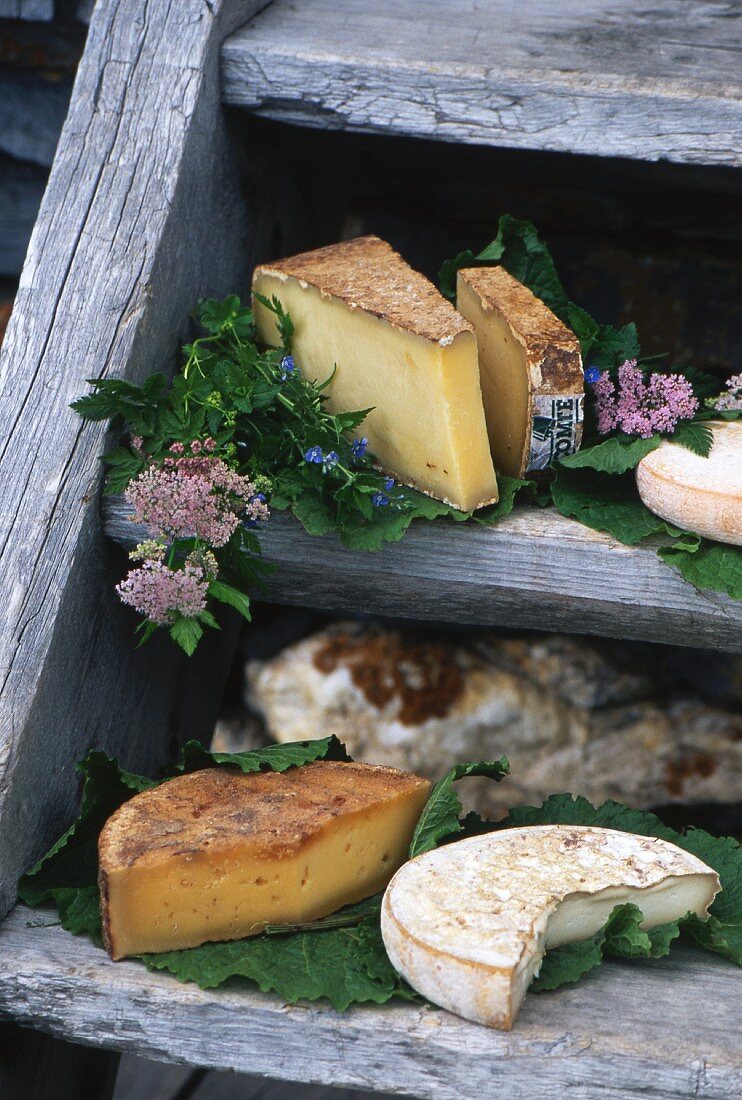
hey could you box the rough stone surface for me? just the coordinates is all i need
[235,623,742,815]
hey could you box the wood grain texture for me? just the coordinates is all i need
[1,905,739,1099]
[104,498,742,653]
[222,0,742,167]
[0,0,272,920]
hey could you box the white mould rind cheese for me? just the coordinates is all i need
[381,825,720,1030]
[636,420,742,546]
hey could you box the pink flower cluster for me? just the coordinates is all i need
[125,440,269,547]
[591,360,698,438]
[714,374,742,412]
[117,439,269,628]
[117,560,208,625]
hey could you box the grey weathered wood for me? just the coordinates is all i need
[104,498,742,653]
[0,0,54,18]
[0,0,273,922]
[1,905,739,1099]
[222,0,742,167]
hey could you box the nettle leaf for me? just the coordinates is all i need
[671,420,713,457]
[439,215,568,315]
[409,759,509,859]
[18,752,156,912]
[339,510,414,551]
[174,735,351,776]
[560,434,661,475]
[531,904,680,993]
[474,476,538,525]
[551,467,679,545]
[659,539,742,601]
[141,915,413,1010]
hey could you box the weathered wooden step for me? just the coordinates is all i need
[104,496,742,653]
[0,905,738,1100]
[221,0,742,167]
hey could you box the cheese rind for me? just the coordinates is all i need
[252,236,498,511]
[381,825,719,1030]
[99,761,430,959]
[457,267,584,476]
[636,420,742,546]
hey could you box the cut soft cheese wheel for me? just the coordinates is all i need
[99,761,430,959]
[381,825,719,1030]
[457,266,584,476]
[636,420,742,546]
[252,236,498,511]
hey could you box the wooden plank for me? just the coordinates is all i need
[222,0,742,167]
[103,498,742,653]
[1,905,739,1099]
[0,0,273,921]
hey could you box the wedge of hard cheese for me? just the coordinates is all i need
[381,825,719,1030]
[457,267,584,476]
[253,236,498,511]
[99,761,430,959]
[636,420,742,546]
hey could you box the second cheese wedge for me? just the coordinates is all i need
[99,761,430,958]
[457,266,584,476]
[253,236,498,511]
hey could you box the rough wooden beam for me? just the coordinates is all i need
[0,0,272,920]
[222,0,742,167]
[0,906,739,1099]
[104,498,742,653]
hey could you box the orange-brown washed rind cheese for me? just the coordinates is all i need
[99,761,431,959]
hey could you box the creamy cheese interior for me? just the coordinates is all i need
[253,271,498,511]
[545,873,715,948]
[457,275,530,477]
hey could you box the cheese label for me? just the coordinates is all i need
[528,394,584,471]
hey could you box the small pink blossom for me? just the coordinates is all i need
[590,360,698,438]
[117,560,208,624]
[125,453,267,547]
[714,373,742,412]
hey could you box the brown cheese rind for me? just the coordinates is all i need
[458,266,584,475]
[256,236,472,346]
[99,761,431,958]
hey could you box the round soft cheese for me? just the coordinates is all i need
[381,825,719,1030]
[636,420,742,545]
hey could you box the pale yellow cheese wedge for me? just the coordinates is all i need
[457,267,584,476]
[381,825,719,1030]
[636,420,742,546]
[253,236,498,511]
[99,761,431,958]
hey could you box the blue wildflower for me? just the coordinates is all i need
[371,492,390,507]
[304,445,324,464]
[351,436,368,459]
[384,477,395,490]
[280,355,297,381]
[323,450,339,471]
[584,366,601,384]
